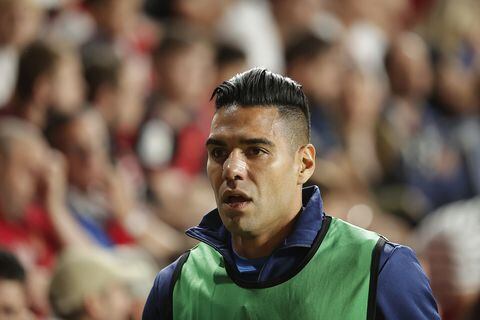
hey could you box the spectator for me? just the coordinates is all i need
[286,32,345,159]
[0,248,32,320]
[214,42,247,86]
[137,28,216,230]
[46,109,187,262]
[1,40,85,128]
[412,197,480,320]
[0,0,43,108]
[83,0,158,61]
[82,44,122,133]
[49,249,134,320]
[0,117,90,315]
[286,31,409,243]
[378,32,474,222]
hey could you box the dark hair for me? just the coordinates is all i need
[152,24,205,64]
[285,32,334,67]
[211,68,310,145]
[82,44,121,102]
[16,41,60,101]
[0,248,26,283]
[215,43,246,68]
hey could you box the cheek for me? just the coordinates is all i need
[257,161,299,207]
[9,170,35,200]
[206,161,222,190]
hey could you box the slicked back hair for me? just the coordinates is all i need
[211,68,311,147]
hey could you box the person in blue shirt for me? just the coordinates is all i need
[143,68,439,319]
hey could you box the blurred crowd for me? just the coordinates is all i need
[0,0,479,319]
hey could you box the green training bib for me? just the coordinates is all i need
[173,217,382,320]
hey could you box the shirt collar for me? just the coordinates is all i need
[186,185,325,250]
[283,185,324,247]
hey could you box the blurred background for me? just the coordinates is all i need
[0,0,479,319]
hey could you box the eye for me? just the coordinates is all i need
[209,148,228,160]
[245,147,267,157]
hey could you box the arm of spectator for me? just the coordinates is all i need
[42,150,93,247]
[376,243,440,320]
[122,207,191,262]
[150,169,216,231]
[105,165,189,260]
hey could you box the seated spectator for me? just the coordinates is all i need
[378,33,474,222]
[82,44,148,201]
[286,32,345,159]
[1,40,85,128]
[430,54,480,195]
[82,44,123,134]
[214,42,247,85]
[0,0,43,108]
[0,117,90,315]
[137,28,216,230]
[82,0,158,56]
[0,248,33,320]
[412,197,480,320]
[46,109,187,262]
[49,249,138,320]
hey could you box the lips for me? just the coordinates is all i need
[222,191,252,210]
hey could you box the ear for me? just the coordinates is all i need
[297,144,315,185]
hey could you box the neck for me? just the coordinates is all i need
[231,203,302,259]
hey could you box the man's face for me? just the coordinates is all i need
[206,106,303,237]
[93,282,132,320]
[0,280,31,320]
[0,140,44,219]
[62,112,110,191]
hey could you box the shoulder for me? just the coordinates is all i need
[142,253,186,320]
[376,242,440,320]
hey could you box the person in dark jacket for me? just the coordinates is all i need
[143,68,439,320]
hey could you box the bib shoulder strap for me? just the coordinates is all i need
[367,237,387,320]
[166,251,191,320]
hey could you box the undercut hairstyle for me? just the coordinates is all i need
[211,68,311,147]
[0,248,26,283]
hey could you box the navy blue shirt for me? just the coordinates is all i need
[143,186,439,319]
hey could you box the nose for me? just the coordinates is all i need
[222,149,247,182]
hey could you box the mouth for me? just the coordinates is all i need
[222,193,252,210]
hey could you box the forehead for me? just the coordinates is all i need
[10,136,44,164]
[209,106,286,142]
[66,112,106,142]
[0,280,27,306]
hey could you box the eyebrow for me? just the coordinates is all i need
[239,138,274,147]
[205,137,274,147]
[205,138,227,147]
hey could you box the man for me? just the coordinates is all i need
[0,40,85,128]
[0,248,32,320]
[142,68,439,319]
[49,249,133,320]
[45,108,187,260]
[0,117,90,315]
[0,0,43,108]
[413,197,480,319]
